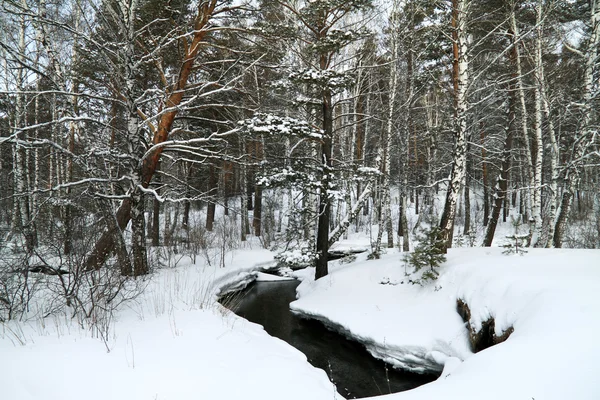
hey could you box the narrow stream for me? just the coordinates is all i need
[220,279,437,399]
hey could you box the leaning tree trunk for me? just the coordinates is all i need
[84,1,219,271]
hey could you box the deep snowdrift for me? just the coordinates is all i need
[291,247,600,400]
[1,248,339,400]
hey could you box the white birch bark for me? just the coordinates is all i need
[510,10,535,222]
[439,0,470,249]
[14,9,35,251]
[375,0,399,252]
[541,72,558,248]
[530,0,545,246]
[554,0,600,246]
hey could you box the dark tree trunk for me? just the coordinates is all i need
[247,180,254,210]
[182,162,193,231]
[182,201,190,230]
[553,187,573,248]
[206,164,217,232]
[415,190,420,215]
[223,161,233,217]
[254,186,262,236]
[481,127,489,226]
[151,165,160,246]
[131,193,148,276]
[483,76,515,247]
[464,176,471,235]
[152,197,160,246]
[315,84,333,280]
[252,139,263,236]
[64,205,73,255]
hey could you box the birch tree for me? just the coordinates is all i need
[553,0,600,247]
[438,0,470,251]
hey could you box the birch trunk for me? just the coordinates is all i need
[530,0,545,246]
[541,71,558,247]
[14,10,35,252]
[439,0,470,251]
[510,10,534,222]
[483,78,515,247]
[554,0,600,247]
[375,3,399,252]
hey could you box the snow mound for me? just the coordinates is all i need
[292,247,600,400]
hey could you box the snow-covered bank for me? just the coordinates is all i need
[291,248,600,399]
[1,247,340,400]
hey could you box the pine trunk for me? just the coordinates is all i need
[84,1,218,271]
[315,84,333,280]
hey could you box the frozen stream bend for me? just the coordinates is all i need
[220,278,438,398]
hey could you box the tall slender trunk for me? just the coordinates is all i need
[554,0,599,247]
[64,33,81,254]
[481,126,489,226]
[206,164,217,232]
[530,0,545,246]
[541,72,558,247]
[483,78,515,247]
[151,164,161,246]
[376,3,400,252]
[240,138,249,241]
[510,11,534,223]
[131,192,148,276]
[439,0,470,251]
[314,22,336,279]
[463,154,471,235]
[315,83,333,279]
[14,10,35,252]
[253,139,264,237]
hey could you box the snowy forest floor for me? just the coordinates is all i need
[2,235,600,399]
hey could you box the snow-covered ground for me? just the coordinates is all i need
[1,246,339,400]
[3,203,600,400]
[291,247,600,399]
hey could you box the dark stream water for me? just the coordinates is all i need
[220,279,437,399]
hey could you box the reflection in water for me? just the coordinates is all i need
[221,280,437,399]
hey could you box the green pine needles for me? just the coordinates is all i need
[404,226,447,284]
[502,216,530,256]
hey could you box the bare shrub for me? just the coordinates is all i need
[1,216,145,348]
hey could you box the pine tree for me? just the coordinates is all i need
[404,226,447,283]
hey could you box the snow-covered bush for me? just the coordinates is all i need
[275,245,317,269]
